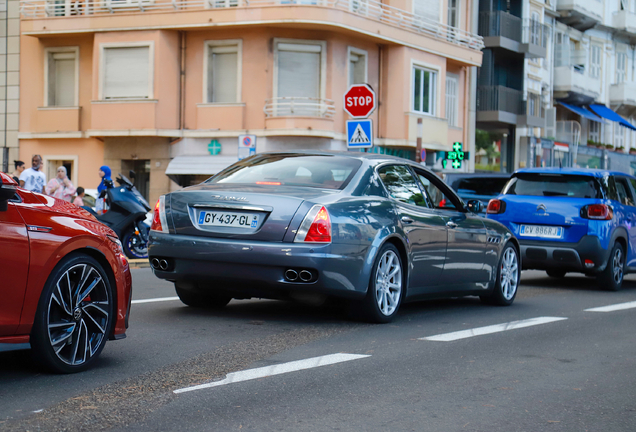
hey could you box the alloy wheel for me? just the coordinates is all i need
[612,248,624,284]
[374,250,402,316]
[500,247,519,301]
[47,264,111,366]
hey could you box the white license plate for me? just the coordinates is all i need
[197,211,259,228]
[520,225,563,239]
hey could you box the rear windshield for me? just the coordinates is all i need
[452,177,509,197]
[207,154,362,190]
[503,173,603,199]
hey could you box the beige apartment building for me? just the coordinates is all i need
[18,0,483,204]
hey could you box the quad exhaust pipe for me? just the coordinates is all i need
[284,269,314,282]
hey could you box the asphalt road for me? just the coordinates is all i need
[1,268,635,431]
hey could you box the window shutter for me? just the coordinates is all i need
[103,46,150,99]
[208,46,238,103]
[545,107,556,139]
[48,52,75,107]
[277,44,320,99]
[349,52,366,86]
[413,0,439,22]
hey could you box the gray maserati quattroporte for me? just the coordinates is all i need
[148,152,520,322]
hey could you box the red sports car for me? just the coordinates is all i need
[0,172,132,373]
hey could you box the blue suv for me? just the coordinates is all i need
[487,168,636,290]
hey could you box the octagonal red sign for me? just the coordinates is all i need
[343,84,376,119]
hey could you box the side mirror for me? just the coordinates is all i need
[466,199,484,214]
[129,170,136,181]
[0,175,17,212]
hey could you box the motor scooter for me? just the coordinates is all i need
[83,171,151,259]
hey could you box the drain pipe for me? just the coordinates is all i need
[179,31,186,131]
[467,0,478,173]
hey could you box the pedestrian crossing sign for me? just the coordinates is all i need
[346,119,373,149]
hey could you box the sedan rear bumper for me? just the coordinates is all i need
[148,232,368,299]
[520,235,610,273]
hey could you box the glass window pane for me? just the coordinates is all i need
[378,165,427,207]
[413,68,422,112]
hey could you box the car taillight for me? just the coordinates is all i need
[487,199,505,214]
[584,204,613,220]
[150,195,169,233]
[294,205,332,243]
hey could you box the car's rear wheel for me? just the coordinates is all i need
[598,242,625,291]
[361,244,404,323]
[546,269,566,278]
[31,255,114,374]
[481,244,519,306]
[175,283,232,309]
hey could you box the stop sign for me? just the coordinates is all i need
[343,84,376,119]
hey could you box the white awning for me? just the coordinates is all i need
[165,156,238,176]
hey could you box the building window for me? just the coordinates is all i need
[45,48,78,107]
[527,92,541,117]
[447,0,458,28]
[205,40,241,103]
[413,0,439,22]
[413,66,436,115]
[616,52,627,84]
[101,44,153,100]
[348,48,367,87]
[530,12,540,46]
[615,124,625,149]
[589,120,600,143]
[445,73,458,127]
[275,40,325,100]
[590,45,601,79]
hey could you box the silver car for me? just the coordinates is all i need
[148,152,519,322]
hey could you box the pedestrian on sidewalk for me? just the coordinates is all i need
[11,160,25,184]
[73,187,86,207]
[46,166,76,202]
[19,155,46,194]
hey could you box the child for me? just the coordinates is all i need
[73,187,85,207]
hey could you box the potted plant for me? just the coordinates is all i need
[605,144,614,150]
[629,148,636,155]
[616,146,626,153]
[587,139,597,148]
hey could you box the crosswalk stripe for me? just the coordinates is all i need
[173,353,371,394]
[585,301,636,312]
[131,296,180,304]
[419,316,568,342]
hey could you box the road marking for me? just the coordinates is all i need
[585,301,636,313]
[173,353,371,394]
[419,317,568,342]
[131,296,180,304]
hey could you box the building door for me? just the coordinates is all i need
[122,159,150,202]
[46,159,74,182]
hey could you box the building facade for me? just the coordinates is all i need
[0,0,20,174]
[18,0,483,204]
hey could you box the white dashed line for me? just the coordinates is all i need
[419,316,568,342]
[174,353,371,394]
[131,296,180,304]
[585,301,636,313]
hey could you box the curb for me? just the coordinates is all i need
[128,258,150,269]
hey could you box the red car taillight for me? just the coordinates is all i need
[294,205,332,243]
[487,199,505,214]
[150,195,169,233]
[584,204,613,220]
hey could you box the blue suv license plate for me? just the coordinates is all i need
[520,224,563,239]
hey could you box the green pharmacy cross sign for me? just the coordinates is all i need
[442,142,469,170]
[208,139,222,155]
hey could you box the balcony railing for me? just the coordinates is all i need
[522,18,549,49]
[20,0,484,51]
[479,10,522,41]
[477,85,523,115]
[263,97,336,118]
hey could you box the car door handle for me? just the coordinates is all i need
[401,216,414,224]
[446,221,457,229]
